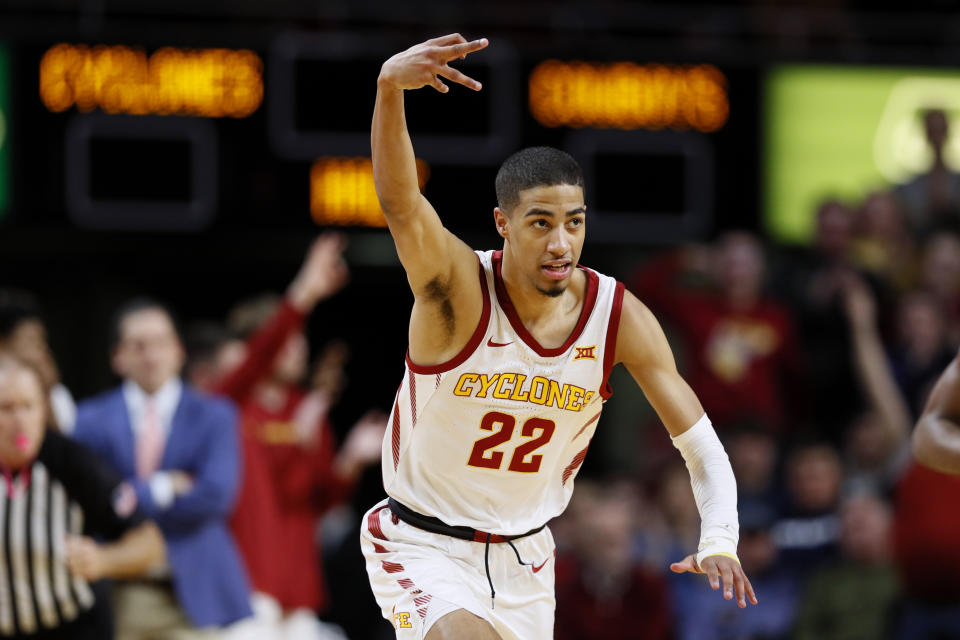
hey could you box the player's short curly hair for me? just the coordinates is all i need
[494,146,584,212]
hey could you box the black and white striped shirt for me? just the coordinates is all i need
[0,430,143,639]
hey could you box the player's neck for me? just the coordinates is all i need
[500,251,582,326]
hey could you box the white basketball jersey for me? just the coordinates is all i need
[382,250,625,535]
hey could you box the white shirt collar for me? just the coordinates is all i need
[122,378,183,437]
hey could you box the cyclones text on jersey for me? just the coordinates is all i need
[453,371,596,412]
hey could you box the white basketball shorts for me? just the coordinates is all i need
[359,499,556,640]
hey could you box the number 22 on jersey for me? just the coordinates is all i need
[466,411,556,473]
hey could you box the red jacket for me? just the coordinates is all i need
[215,301,351,611]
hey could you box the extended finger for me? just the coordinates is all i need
[426,33,467,47]
[705,561,720,590]
[733,567,746,607]
[438,64,482,91]
[719,562,734,600]
[441,38,488,62]
[744,572,759,605]
[428,75,449,94]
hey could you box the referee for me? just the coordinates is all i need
[0,353,164,639]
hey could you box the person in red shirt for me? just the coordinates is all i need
[631,232,806,433]
[204,235,385,638]
[554,480,672,640]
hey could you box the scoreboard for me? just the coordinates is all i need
[3,33,752,245]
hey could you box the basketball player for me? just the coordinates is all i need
[360,34,757,639]
[913,350,960,474]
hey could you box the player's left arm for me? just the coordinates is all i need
[616,290,758,607]
[913,349,960,474]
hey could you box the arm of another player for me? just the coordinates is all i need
[615,291,758,607]
[374,35,490,362]
[913,350,960,474]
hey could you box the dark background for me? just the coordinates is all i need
[2,2,959,637]
[9,0,956,399]
[1,0,957,502]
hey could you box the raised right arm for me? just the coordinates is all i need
[373,34,491,365]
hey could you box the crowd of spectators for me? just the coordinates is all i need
[0,235,385,639]
[1,111,959,639]
[549,109,960,640]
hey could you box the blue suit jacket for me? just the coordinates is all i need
[74,383,253,627]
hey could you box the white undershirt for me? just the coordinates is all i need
[122,378,183,509]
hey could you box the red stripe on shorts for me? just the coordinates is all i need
[382,561,404,574]
[398,578,415,589]
[368,506,389,541]
[414,594,432,607]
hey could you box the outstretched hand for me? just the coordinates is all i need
[670,553,758,608]
[287,233,350,312]
[379,33,488,94]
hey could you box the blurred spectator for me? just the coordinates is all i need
[555,480,671,640]
[771,200,873,440]
[0,290,76,433]
[631,232,805,433]
[183,321,237,392]
[727,424,785,520]
[792,494,899,640]
[892,463,960,639]
[895,108,960,234]
[0,352,164,640]
[633,464,701,571]
[888,290,955,417]
[209,235,383,639]
[916,231,960,345]
[672,501,799,640]
[850,191,917,291]
[840,277,912,495]
[773,442,842,573]
[73,299,252,638]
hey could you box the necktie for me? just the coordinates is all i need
[136,400,165,478]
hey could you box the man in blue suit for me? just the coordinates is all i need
[74,298,252,638]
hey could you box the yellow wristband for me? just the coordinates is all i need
[702,552,740,565]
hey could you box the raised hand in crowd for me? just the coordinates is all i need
[841,274,912,457]
[286,233,350,312]
[334,410,388,481]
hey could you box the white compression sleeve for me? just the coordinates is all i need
[670,413,740,568]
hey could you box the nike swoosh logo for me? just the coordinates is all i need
[531,558,549,573]
[487,339,513,347]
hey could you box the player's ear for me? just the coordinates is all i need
[493,207,510,240]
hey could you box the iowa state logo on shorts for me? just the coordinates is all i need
[393,611,412,629]
[573,345,597,361]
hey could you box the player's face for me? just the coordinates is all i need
[496,184,586,298]
[0,367,46,468]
